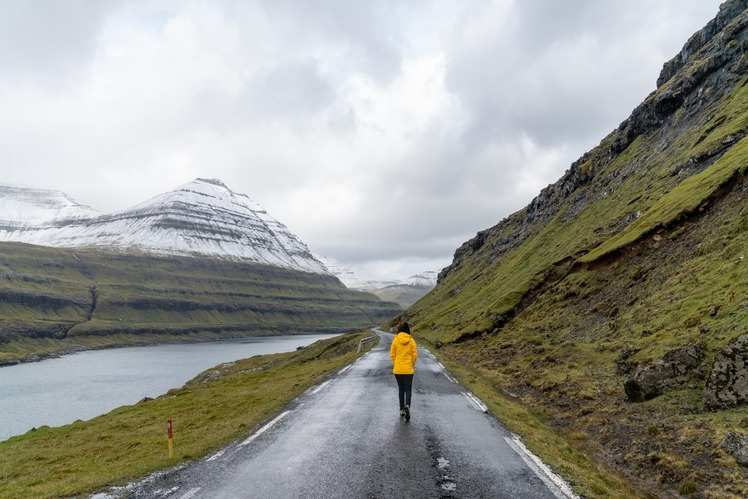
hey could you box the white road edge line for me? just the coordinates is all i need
[443,371,457,383]
[311,380,331,394]
[462,392,488,412]
[504,435,579,499]
[238,410,291,447]
[179,487,201,499]
[205,449,224,462]
[338,364,352,375]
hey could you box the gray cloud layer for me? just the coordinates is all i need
[0,0,721,280]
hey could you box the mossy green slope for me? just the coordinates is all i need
[407,3,748,496]
[410,23,748,345]
[0,242,398,364]
[435,174,748,496]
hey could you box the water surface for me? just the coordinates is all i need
[0,334,336,441]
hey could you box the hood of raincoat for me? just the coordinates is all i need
[396,332,413,345]
[391,331,418,375]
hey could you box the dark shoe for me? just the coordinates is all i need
[404,405,410,422]
[400,408,405,418]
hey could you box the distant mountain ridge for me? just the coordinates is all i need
[0,185,99,227]
[402,271,438,288]
[322,259,438,307]
[0,178,401,365]
[0,241,400,366]
[322,258,437,291]
[0,178,327,274]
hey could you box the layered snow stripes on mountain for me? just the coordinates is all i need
[0,178,328,275]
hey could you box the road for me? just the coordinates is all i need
[115,330,576,499]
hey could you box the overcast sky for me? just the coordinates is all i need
[1,0,722,280]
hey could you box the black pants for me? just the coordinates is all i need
[394,374,414,410]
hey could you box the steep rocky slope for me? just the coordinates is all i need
[0,241,398,365]
[407,2,748,496]
[0,178,327,274]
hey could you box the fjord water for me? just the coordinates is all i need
[0,334,336,441]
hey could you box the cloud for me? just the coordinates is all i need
[0,0,722,281]
[0,1,120,82]
[445,0,721,150]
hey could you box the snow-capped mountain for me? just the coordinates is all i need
[318,257,397,290]
[320,257,438,303]
[402,271,438,288]
[367,272,438,308]
[0,185,99,228]
[319,259,437,308]
[321,263,388,290]
[0,178,328,274]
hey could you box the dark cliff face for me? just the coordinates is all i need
[657,0,748,87]
[438,0,748,285]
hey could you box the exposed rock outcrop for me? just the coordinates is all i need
[624,344,704,402]
[720,432,748,466]
[704,334,748,409]
[657,0,748,87]
[438,0,748,285]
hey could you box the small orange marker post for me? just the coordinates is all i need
[167,418,174,459]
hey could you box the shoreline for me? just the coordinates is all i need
[0,327,361,368]
[0,332,377,498]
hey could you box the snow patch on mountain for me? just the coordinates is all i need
[320,257,437,291]
[402,271,438,288]
[0,185,99,228]
[318,257,393,290]
[326,266,438,308]
[0,179,329,274]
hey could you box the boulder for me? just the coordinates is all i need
[704,334,748,409]
[720,432,748,466]
[625,344,704,402]
[616,347,639,375]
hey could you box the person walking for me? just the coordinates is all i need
[390,321,417,422]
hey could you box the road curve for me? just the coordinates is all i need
[119,330,574,499]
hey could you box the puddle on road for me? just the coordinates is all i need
[425,426,457,496]
[439,476,457,492]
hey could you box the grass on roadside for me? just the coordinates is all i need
[0,331,377,499]
[427,344,643,499]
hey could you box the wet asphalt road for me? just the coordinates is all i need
[120,330,571,499]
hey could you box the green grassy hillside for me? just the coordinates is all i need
[410,76,748,344]
[406,2,748,496]
[0,242,398,364]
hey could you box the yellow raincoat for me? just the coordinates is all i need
[390,332,417,374]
